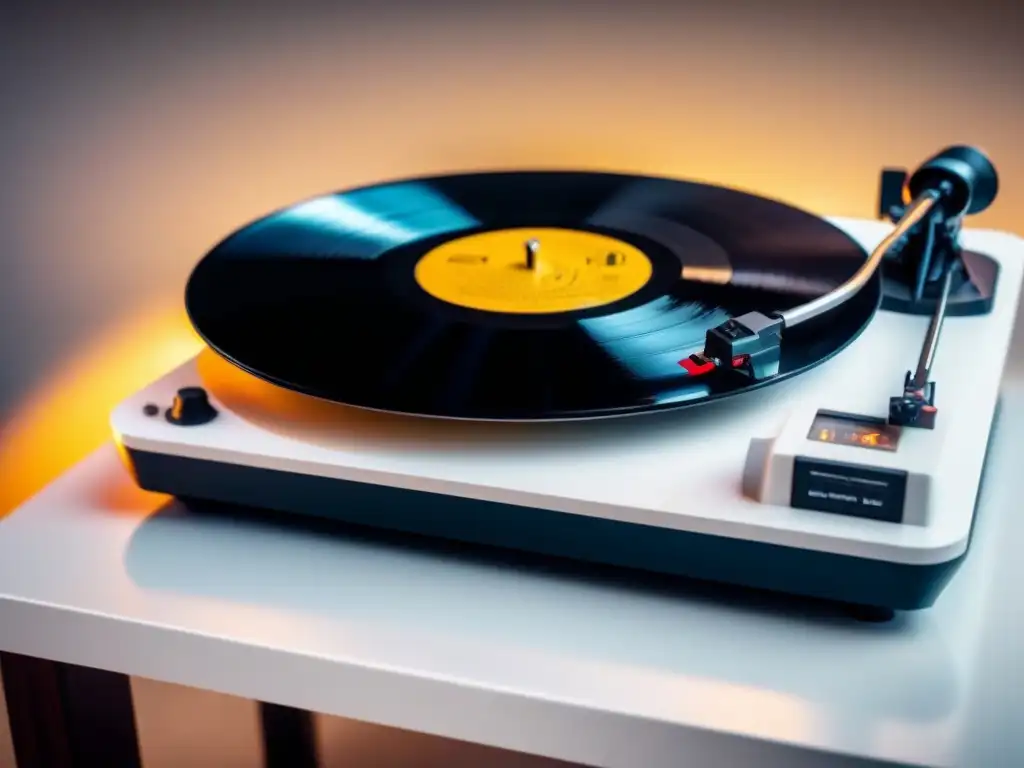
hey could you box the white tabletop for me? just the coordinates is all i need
[2,383,1024,768]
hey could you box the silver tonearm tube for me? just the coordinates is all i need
[779,191,941,328]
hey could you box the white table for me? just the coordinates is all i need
[2,382,1024,768]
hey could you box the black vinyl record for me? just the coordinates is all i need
[185,171,879,420]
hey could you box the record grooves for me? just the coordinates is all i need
[185,170,878,420]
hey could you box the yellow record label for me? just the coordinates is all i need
[414,228,653,314]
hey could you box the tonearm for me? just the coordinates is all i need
[680,145,999,429]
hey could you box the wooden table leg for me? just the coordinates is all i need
[0,651,142,768]
[258,701,318,768]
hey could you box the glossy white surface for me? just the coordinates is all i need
[3,375,1024,767]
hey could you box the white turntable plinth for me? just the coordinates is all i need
[111,218,1024,612]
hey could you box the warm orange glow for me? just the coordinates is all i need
[0,302,203,517]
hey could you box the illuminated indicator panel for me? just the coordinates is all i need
[791,410,907,523]
[806,410,901,452]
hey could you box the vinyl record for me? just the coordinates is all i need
[184,171,879,420]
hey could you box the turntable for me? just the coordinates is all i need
[111,146,1023,619]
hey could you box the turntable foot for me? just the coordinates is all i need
[844,604,895,623]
